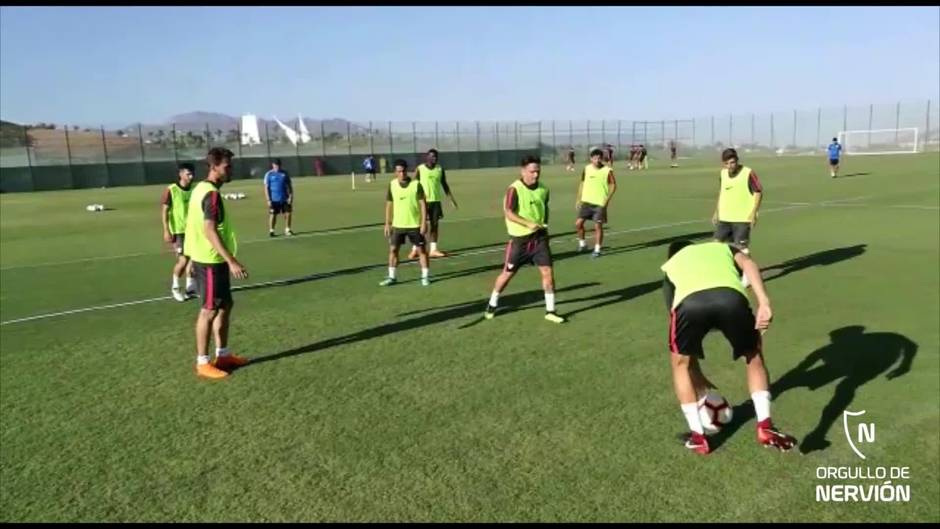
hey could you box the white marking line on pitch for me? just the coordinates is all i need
[0,215,503,272]
[0,204,808,327]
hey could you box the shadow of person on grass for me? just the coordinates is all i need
[244,282,599,368]
[760,244,867,283]
[708,326,917,454]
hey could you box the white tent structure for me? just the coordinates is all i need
[240,114,262,146]
[273,116,300,146]
[297,114,312,144]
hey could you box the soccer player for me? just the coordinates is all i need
[661,240,798,455]
[565,146,576,172]
[640,144,649,170]
[381,159,431,287]
[184,147,250,379]
[575,147,617,257]
[604,143,615,167]
[711,148,763,256]
[363,154,377,183]
[669,140,679,168]
[263,158,293,237]
[161,163,196,302]
[483,155,566,324]
[629,144,640,171]
[827,137,843,178]
[409,149,458,259]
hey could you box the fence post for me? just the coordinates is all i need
[434,121,439,148]
[172,123,179,162]
[514,121,519,150]
[867,103,874,147]
[661,120,665,149]
[388,121,393,155]
[617,120,622,153]
[674,119,678,141]
[816,107,821,149]
[456,122,461,153]
[346,122,352,165]
[476,121,481,151]
[925,99,932,151]
[842,105,847,134]
[495,122,500,151]
[728,115,733,147]
[895,101,901,144]
[587,120,591,146]
[412,121,417,154]
[601,121,606,146]
[792,109,797,148]
[631,121,636,147]
[369,121,374,155]
[710,116,715,146]
[64,123,74,170]
[23,126,33,185]
[237,120,243,159]
[321,121,327,157]
[643,121,648,145]
[537,121,542,159]
[137,123,147,182]
[569,120,573,149]
[205,122,211,149]
[101,126,111,186]
[552,120,557,163]
[265,122,272,161]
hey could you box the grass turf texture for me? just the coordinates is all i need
[1,153,938,522]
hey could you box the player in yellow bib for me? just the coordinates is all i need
[712,148,764,287]
[483,155,566,324]
[381,159,431,287]
[576,147,618,257]
[161,162,196,301]
[661,240,797,455]
[409,149,458,259]
[184,148,250,379]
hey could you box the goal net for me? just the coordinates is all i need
[837,128,918,155]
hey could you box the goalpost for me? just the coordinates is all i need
[837,128,919,156]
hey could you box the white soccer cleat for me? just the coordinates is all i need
[171,287,187,302]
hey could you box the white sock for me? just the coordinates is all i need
[216,347,229,357]
[752,390,772,422]
[185,276,195,289]
[421,268,429,279]
[488,291,500,308]
[594,244,601,253]
[681,402,705,434]
[545,292,556,312]
[172,275,180,289]
[411,245,418,253]
[430,242,438,252]
[388,267,396,279]
[197,355,210,365]
[578,239,586,248]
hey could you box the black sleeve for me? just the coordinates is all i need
[202,191,223,223]
[662,276,676,311]
[440,168,451,194]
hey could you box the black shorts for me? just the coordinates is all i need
[577,203,607,223]
[170,233,186,256]
[504,232,552,271]
[668,287,761,359]
[829,158,840,166]
[714,221,751,248]
[390,228,426,248]
[193,261,232,310]
[426,201,444,228]
[270,201,292,214]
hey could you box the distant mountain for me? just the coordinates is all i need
[126,112,370,138]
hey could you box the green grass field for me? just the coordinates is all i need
[1,153,938,522]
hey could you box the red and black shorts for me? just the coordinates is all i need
[504,231,552,271]
[170,233,186,256]
[668,287,761,360]
[193,261,232,310]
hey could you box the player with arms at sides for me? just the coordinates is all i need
[363,154,377,183]
[263,159,294,237]
[661,240,798,455]
[669,140,679,168]
[483,155,566,324]
[827,137,843,178]
[408,149,458,259]
[712,148,763,287]
[604,144,615,167]
[575,147,618,258]
[565,146,576,172]
[628,145,638,171]
[381,159,431,287]
[185,148,250,379]
[640,144,649,170]
[161,162,197,302]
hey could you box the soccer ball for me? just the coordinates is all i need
[698,392,733,433]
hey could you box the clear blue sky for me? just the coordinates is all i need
[1,6,938,127]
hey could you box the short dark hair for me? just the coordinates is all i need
[207,147,234,167]
[427,148,439,156]
[721,148,738,162]
[590,148,604,157]
[832,137,838,142]
[520,154,541,167]
[272,158,282,166]
[178,162,195,173]
[667,240,693,258]
[393,158,408,169]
